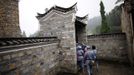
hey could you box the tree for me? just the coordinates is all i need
[100,1,110,33]
[106,6,122,33]
[29,31,40,37]
[22,31,26,37]
[92,25,101,34]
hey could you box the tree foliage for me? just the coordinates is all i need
[92,25,101,34]
[22,31,26,37]
[100,1,110,33]
[87,16,101,35]
[90,1,122,34]
[106,5,122,33]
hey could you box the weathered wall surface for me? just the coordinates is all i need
[38,10,77,73]
[0,0,21,37]
[0,43,60,75]
[87,33,128,62]
[121,0,134,65]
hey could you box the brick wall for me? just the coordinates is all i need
[87,33,128,63]
[0,43,60,75]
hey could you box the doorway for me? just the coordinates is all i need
[75,19,86,43]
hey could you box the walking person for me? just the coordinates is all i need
[81,43,87,53]
[77,46,84,72]
[84,46,96,75]
[91,45,99,72]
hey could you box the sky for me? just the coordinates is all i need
[19,0,118,36]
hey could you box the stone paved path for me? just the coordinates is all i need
[58,61,134,75]
[93,61,134,75]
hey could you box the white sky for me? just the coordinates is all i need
[19,0,117,36]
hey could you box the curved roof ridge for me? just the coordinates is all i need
[54,2,77,10]
[36,3,77,19]
[76,15,88,25]
[76,14,88,20]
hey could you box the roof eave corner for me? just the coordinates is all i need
[73,2,78,13]
[84,14,88,25]
[36,16,40,20]
[36,13,42,20]
[85,14,88,21]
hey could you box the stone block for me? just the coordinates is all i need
[3,55,11,60]
[11,53,18,58]
[18,52,24,57]
[22,59,30,65]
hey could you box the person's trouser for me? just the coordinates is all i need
[86,63,93,75]
[77,60,84,70]
[87,65,93,75]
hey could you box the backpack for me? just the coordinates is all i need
[77,49,84,56]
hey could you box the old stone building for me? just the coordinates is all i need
[36,3,88,73]
[121,0,134,65]
[0,0,22,37]
[36,3,88,43]
[0,0,134,75]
